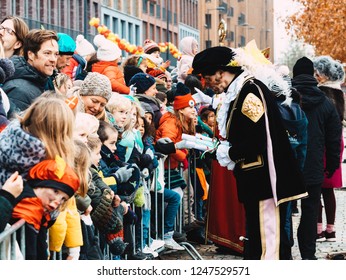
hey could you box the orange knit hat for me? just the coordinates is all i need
[28,156,80,198]
[173,93,195,110]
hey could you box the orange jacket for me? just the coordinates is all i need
[92,61,130,94]
[155,112,187,169]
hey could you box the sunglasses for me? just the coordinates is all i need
[0,25,16,36]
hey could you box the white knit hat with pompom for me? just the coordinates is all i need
[93,34,121,62]
[75,34,95,57]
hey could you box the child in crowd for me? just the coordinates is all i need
[177,36,199,83]
[143,39,170,74]
[53,73,73,95]
[11,156,80,260]
[92,34,129,94]
[122,54,148,86]
[86,135,129,256]
[134,115,164,255]
[62,34,96,81]
[106,93,132,134]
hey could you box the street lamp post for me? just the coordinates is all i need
[206,6,225,48]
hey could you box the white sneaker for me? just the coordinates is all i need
[150,238,165,251]
[164,232,185,251]
[142,245,158,258]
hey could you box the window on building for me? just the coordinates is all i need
[149,2,155,16]
[149,23,154,40]
[104,14,110,28]
[112,17,118,33]
[135,25,140,45]
[121,20,126,38]
[227,7,234,17]
[238,13,246,25]
[205,14,211,29]
[240,35,246,46]
[128,22,133,43]
[156,4,161,18]
[143,0,148,13]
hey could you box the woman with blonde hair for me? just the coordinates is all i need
[0,95,76,184]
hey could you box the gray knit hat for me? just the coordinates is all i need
[313,55,345,83]
[79,72,112,101]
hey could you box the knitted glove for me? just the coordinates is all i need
[114,166,134,184]
[90,189,123,234]
[155,137,176,155]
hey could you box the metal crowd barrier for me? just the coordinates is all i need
[0,219,26,260]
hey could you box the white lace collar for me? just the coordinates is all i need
[217,71,254,138]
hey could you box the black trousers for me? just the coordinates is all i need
[297,183,322,259]
[242,199,291,260]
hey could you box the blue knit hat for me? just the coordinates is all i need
[57,33,76,55]
[129,73,156,94]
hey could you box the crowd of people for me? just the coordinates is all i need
[0,15,345,261]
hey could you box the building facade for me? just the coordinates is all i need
[1,0,273,61]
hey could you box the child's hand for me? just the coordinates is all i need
[113,195,121,207]
[162,60,171,69]
[120,201,128,214]
[84,205,93,216]
[2,171,23,198]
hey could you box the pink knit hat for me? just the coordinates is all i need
[143,39,160,54]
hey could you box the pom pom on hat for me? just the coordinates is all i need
[27,155,80,198]
[75,34,95,57]
[94,34,121,61]
[57,33,76,55]
[80,72,112,101]
[313,55,345,83]
[0,58,15,84]
[173,83,195,110]
[143,39,160,54]
[129,73,156,94]
[293,56,314,78]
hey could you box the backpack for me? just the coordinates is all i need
[276,100,308,171]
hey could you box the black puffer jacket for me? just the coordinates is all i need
[292,74,341,185]
[2,56,48,115]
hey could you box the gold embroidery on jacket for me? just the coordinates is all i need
[241,93,264,122]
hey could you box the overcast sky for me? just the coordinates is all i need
[273,0,301,62]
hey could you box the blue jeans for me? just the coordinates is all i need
[164,188,181,234]
[136,208,151,249]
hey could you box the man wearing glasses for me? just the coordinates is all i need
[0,16,29,58]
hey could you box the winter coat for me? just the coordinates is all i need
[92,61,130,94]
[0,189,16,232]
[48,196,83,252]
[0,119,46,185]
[319,85,345,188]
[11,183,51,259]
[155,112,187,169]
[2,56,48,114]
[292,74,342,185]
[61,54,87,80]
